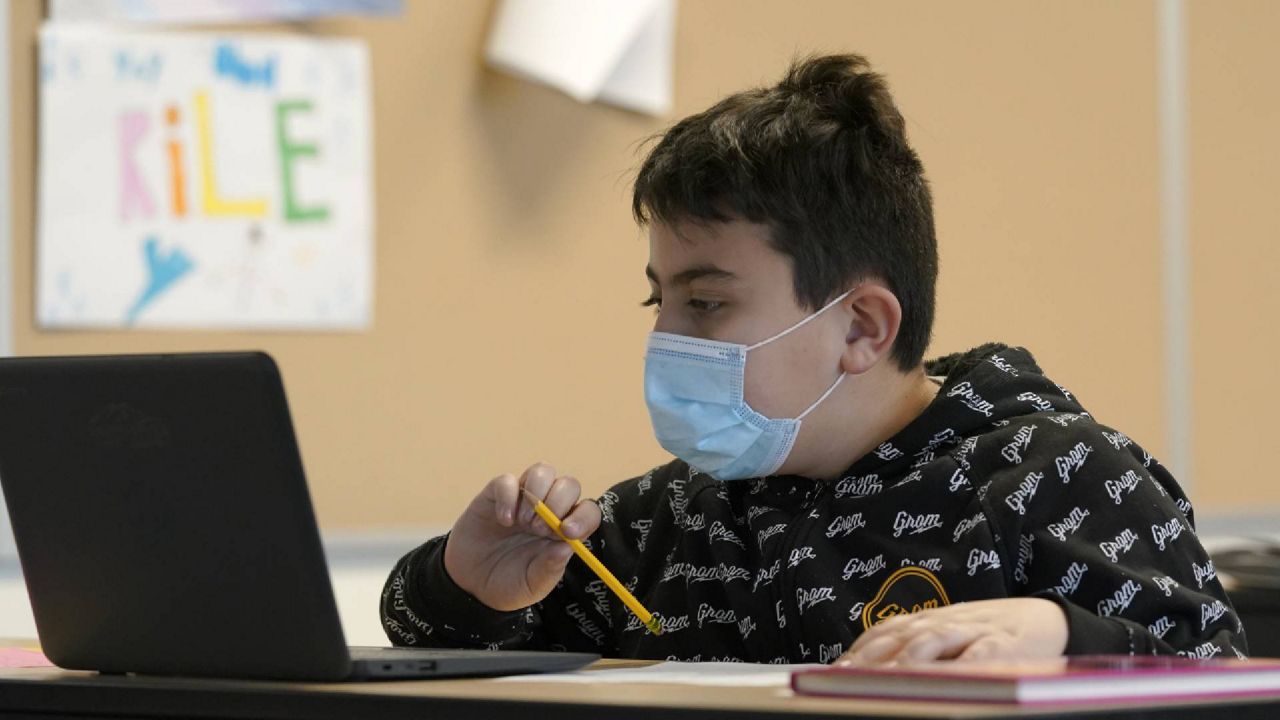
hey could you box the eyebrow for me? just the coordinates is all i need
[645,264,737,286]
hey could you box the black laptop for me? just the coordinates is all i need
[0,352,598,681]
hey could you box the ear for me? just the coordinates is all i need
[839,283,902,376]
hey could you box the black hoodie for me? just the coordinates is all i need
[381,344,1244,663]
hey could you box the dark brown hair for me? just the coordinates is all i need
[632,54,937,370]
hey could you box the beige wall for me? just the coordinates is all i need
[1188,0,1280,512]
[5,1,1275,530]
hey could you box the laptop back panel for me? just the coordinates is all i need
[0,353,353,680]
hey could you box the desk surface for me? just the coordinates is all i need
[5,663,1280,720]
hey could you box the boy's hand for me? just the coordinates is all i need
[443,463,601,612]
[836,598,1068,666]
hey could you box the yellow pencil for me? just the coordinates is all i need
[522,488,662,636]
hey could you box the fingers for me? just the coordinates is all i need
[488,473,519,526]
[529,476,582,538]
[838,599,1057,667]
[561,498,601,539]
[510,464,593,540]
[839,631,903,666]
[542,475,581,519]
[517,463,558,525]
[840,625,1001,667]
[841,612,983,667]
[844,612,913,657]
[956,636,1006,662]
[476,464,588,535]
[892,623,983,664]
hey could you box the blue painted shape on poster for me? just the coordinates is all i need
[115,50,162,82]
[125,236,194,325]
[214,42,275,89]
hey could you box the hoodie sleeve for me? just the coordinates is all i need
[379,470,665,653]
[981,418,1246,659]
[381,534,538,649]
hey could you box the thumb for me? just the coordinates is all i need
[527,540,573,591]
[547,541,574,567]
[534,542,575,580]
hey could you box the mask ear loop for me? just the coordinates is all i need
[745,287,858,351]
[745,287,858,420]
[796,373,846,420]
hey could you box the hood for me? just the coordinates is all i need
[839,342,1087,478]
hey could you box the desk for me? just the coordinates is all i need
[4,664,1280,720]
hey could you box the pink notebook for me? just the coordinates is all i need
[791,655,1280,705]
[0,647,54,669]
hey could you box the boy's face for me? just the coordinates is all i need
[645,219,854,423]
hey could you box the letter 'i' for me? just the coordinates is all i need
[166,105,187,217]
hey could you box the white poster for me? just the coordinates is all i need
[38,26,373,329]
[49,0,404,24]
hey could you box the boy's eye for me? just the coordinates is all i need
[640,296,723,314]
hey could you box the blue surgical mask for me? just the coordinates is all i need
[643,289,855,481]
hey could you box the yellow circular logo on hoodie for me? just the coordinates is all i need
[861,566,952,629]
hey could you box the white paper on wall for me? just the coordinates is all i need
[37,25,374,330]
[485,0,675,117]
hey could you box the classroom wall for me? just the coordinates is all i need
[1187,0,1280,512]
[5,0,1277,532]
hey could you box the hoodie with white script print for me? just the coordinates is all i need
[382,343,1244,663]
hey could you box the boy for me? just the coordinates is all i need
[381,54,1243,665]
